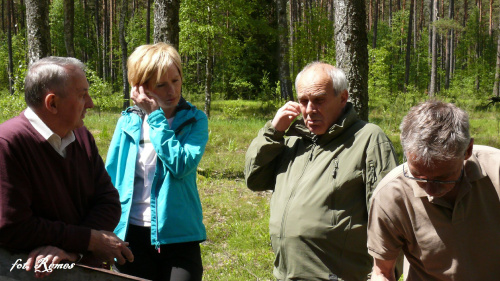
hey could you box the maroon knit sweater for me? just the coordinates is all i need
[0,112,120,254]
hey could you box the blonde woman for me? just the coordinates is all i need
[106,43,208,280]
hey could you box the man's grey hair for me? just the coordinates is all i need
[400,100,471,166]
[295,61,348,96]
[25,56,86,108]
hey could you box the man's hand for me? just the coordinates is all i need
[271,101,301,132]
[131,85,160,114]
[371,258,397,281]
[26,246,78,278]
[88,230,134,265]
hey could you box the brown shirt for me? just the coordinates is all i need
[367,145,500,281]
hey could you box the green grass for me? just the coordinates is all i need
[1,93,499,280]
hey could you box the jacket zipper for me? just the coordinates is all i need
[152,116,196,254]
[279,138,317,260]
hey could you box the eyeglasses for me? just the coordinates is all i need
[402,164,464,185]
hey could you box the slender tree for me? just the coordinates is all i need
[429,0,438,97]
[404,0,414,92]
[120,0,129,109]
[6,0,13,95]
[493,5,500,97]
[154,0,180,48]
[64,0,75,57]
[372,0,378,48]
[277,0,294,100]
[334,0,369,121]
[204,6,212,118]
[146,0,151,43]
[445,0,454,89]
[25,0,51,65]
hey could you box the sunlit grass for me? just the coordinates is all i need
[1,92,499,280]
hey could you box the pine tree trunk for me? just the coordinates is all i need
[146,0,150,43]
[2,0,5,33]
[64,0,75,57]
[277,0,293,101]
[445,0,454,89]
[334,0,369,121]
[204,7,212,118]
[25,0,50,65]
[153,0,180,49]
[95,0,102,76]
[429,0,437,97]
[120,0,129,109]
[102,0,108,81]
[372,0,378,48]
[404,0,413,91]
[493,6,500,97]
[6,0,13,95]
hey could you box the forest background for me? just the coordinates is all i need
[1,0,500,280]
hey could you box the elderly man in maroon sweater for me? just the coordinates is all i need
[0,57,133,277]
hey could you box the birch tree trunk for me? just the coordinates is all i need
[25,0,50,65]
[277,0,294,101]
[334,0,369,121]
[154,0,180,49]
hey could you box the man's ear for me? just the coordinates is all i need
[340,89,349,105]
[464,138,474,160]
[44,92,58,114]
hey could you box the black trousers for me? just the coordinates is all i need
[114,224,203,281]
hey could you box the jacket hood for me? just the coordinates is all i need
[285,102,361,144]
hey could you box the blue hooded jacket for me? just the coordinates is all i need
[105,98,208,247]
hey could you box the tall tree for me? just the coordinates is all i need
[445,0,454,89]
[146,0,151,43]
[404,0,414,91]
[372,0,379,48]
[334,0,369,121]
[154,0,180,48]
[493,6,500,97]
[204,6,212,118]
[120,0,129,109]
[429,0,438,97]
[6,0,13,95]
[277,0,293,100]
[25,0,51,65]
[64,0,75,57]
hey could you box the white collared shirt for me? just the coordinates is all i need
[24,107,76,158]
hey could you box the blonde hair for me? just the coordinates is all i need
[127,42,183,86]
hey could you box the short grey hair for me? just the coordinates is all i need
[400,100,471,166]
[295,61,348,97]
[25,56,86,108]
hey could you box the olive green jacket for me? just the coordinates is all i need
[245,103,398,281]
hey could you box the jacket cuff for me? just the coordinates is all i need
[147,109,167,127]
[263,121,285,141]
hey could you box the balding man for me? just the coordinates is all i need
[245,62,398,281]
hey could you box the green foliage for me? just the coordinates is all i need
[180,0,278,100]
[87,69,123,112]
[0,29,27,93]
[0,91,26,123]
[289,5,336,77]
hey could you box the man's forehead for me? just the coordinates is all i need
[297,91,328,99]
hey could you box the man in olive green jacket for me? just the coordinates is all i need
[245,62,398,281]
